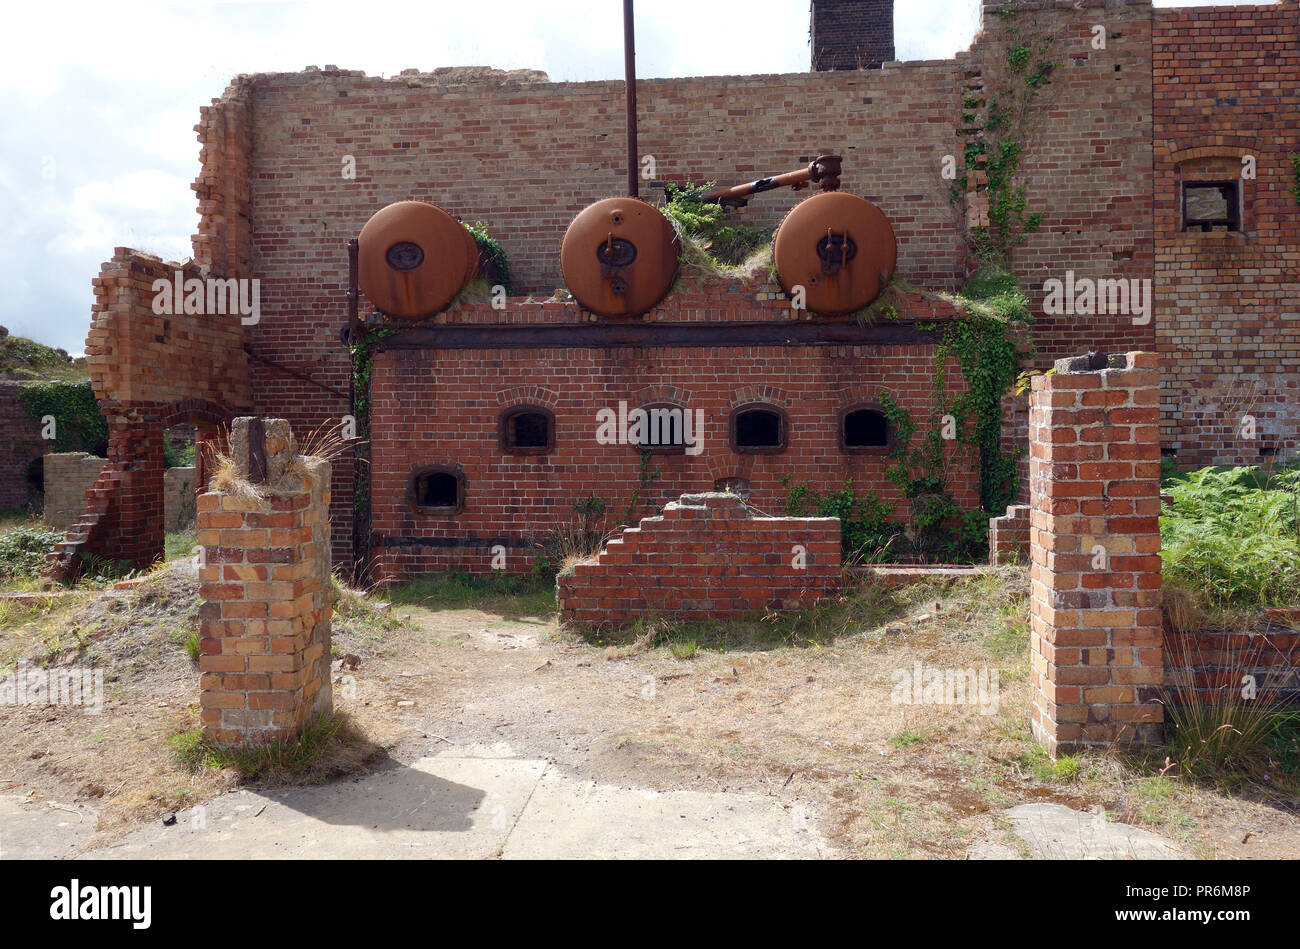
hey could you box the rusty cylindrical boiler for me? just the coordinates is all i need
[357,200,478,318]
[773,191,898,317]
[560,196,679,317]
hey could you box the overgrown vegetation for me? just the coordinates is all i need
[464,220,513,295]
[1161,462,1300,615]
[17,380,108,455]
[662,181,773,273]
[347,324,396,516]
[1290,153,1300,205]
[0,526,63,581]
[163,439,196,468]
[0,333,85,382]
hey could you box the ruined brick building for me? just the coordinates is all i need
[65,0,1299,580]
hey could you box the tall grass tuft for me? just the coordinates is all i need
[1163,634,1287,775]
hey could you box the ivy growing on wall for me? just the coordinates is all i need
[1290,153,1300,206]
[957,4,1060,270]
[348,324,395,513]
[18,381,108,455]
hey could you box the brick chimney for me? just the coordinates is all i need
[810,0,895,71]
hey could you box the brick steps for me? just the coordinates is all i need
[558,492,841,627]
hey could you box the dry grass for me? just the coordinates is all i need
[297,417,361,465]
[0,561,410,848]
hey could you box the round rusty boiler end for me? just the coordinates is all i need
[773,191,898,317]
[357,200,477,319]
[560,196,679,317]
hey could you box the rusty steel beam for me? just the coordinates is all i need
[372,319,940,352]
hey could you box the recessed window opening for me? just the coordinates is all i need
[500,406,554,455]
[1182,181,1240,232]
[730,405,786,453]
[842,407,890,449]
[410,466,464,513]
[633,403,687,453]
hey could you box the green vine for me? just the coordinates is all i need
[957,14,1059,270]
[18,381,108,455]
[1289,153,1300,206]
[620,452,663,526]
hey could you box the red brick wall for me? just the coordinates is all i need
[1164,626,1300,707]
[85,250,252,412]
[197,418,333,746]
[366,282,980,578]
[989,504,1030,565]
[0,382,48,511]
[1153,1,1300,466]
[557,492,841,627]
[176,0,1292,573]
[219,57,966,571]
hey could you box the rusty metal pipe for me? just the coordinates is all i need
[701,155,842,208]
[346,238,359,337]
[624,0,638,198]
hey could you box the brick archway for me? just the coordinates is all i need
[46,399,247,581]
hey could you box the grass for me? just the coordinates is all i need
[169,711,378,783]
[383,570,556,617]
[668,638,698,660]
[564,566,1028,660]
[889,730,926,747]
[165,530,197,561]
[1019,745,1081,783]
[0,334,87,382]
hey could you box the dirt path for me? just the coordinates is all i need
[2,568,1298,859]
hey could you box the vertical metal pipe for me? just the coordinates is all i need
[623,0,638,197]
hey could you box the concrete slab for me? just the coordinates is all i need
[0,794,97,859]
[501,769,828,859]
[1005,803,1186,860]
[77,747,835,860]
[94,756,547,860]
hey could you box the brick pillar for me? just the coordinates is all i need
[110,422,165,570]
[197,418,333,746]
[1028,352,1164,756]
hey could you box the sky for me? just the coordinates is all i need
[0,0,1274,353]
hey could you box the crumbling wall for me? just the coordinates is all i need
[49,250,253,579]
[558,492,841,627]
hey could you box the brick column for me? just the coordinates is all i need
[1028,352,1164,756]
[197,418,333,746]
